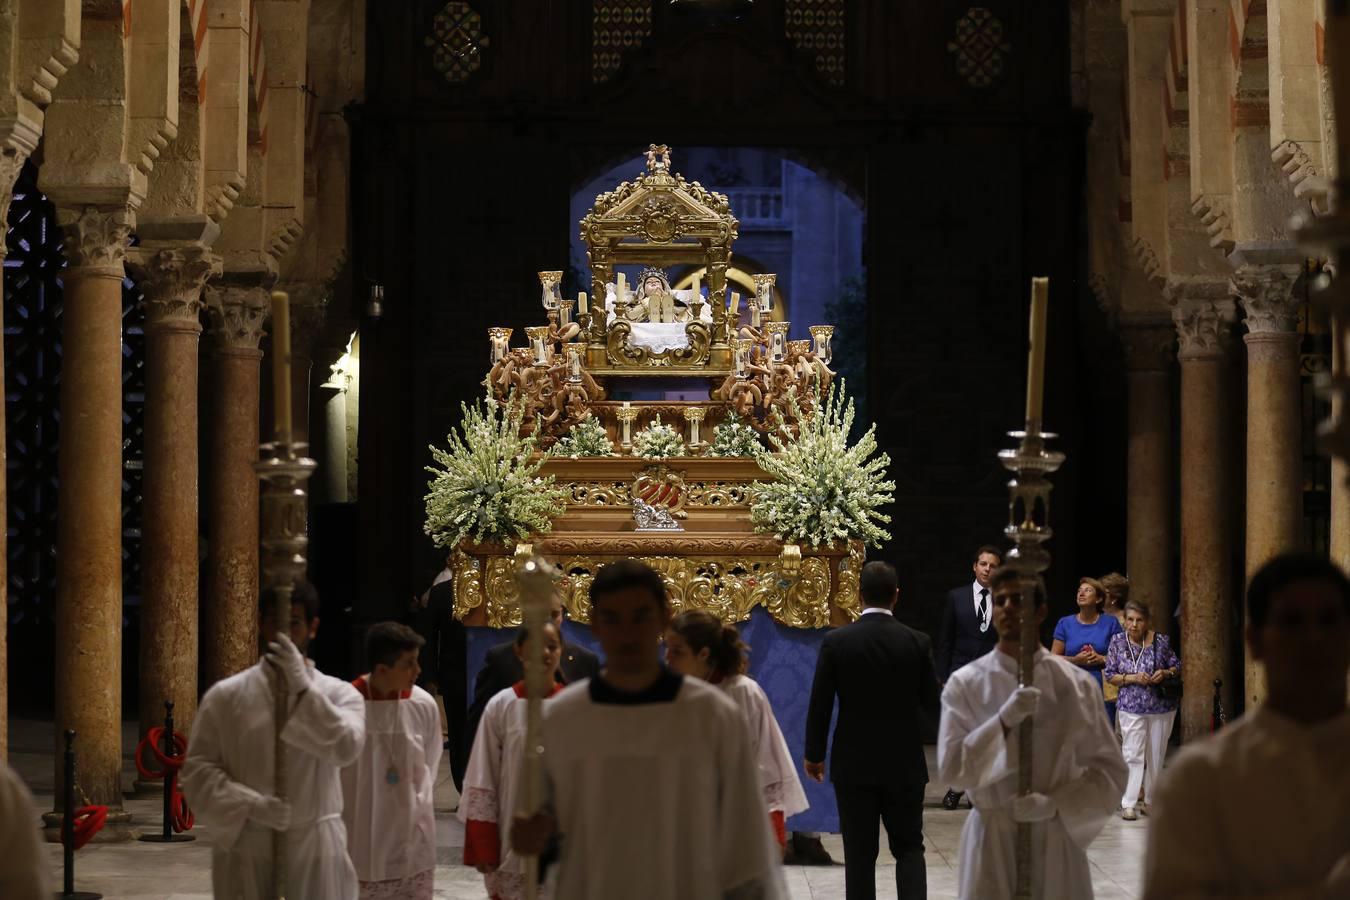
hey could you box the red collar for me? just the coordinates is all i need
[352,676,412,701]
[512,680,566,699]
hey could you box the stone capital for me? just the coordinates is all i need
[1119,318,1176,372]
[128,243,222,334]
[1231,264,1303,336]
[1172,299,1236,361]
[0,149,29,260]
[205,284,271,352]
[55,205,135,277]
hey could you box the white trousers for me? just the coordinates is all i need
[1118,709,1175,808]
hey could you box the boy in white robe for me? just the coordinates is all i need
[341,621,442,899]
[1143,553,1350,900]
[937,566,1126,900]
[182,580,366,900]
[511,559,786,900]
[664,609,808,849]
[460,622,566,900]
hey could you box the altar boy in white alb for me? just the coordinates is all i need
[937,566,1126,900]
[510,560,786,900]
[342,622,443,899]
[182,581,367,900]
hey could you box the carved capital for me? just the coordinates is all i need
[205,284,271,351]
[128,243,222,334]
[1172,299,1235,361]
[1232,264,1302,335]
[1119,321,1175,371]
[0,150,30,248]
[56,206,135,276]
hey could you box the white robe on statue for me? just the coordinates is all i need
[1142,706,1350,899]
[539,671,787,900]
[340,680,442,888]
[182,659,366,900]
[0,761,48,900]
[937,647,1126,900]
[717,675,809,824]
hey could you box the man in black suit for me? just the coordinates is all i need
[934,543,1002,810]
[463,594,600,763]
[413,570,468,789]
[805,561,940,900]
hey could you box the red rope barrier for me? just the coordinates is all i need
[71,805,107,850]
[135,727,195,832]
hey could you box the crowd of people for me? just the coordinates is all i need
[0,547,1346,899]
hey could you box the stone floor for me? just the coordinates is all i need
[13,720,1145,899]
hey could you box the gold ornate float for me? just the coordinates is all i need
[460,146,863,629]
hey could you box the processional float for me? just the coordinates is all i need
[440,144,870,632]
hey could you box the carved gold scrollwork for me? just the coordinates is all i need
[451,551,485,620]
[682,482,748,506]
[605,319,712,368]
[459,552,847,628]
[833,540,865,621]
[569,482,630,505]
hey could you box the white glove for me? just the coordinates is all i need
[250,795,292,832]
[266,635,311,697]
[1012,792,1056,823]
[998,686,1041,730]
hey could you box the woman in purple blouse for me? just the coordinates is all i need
[1104,599,1180,821]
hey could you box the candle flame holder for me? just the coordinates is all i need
[997,424,1064,900]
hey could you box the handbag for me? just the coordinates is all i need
[1154,634,1182,702]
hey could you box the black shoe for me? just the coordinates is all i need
[789,833,835,866]
[942,789,964,810]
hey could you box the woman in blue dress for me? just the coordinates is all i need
[1051,577,1124,722]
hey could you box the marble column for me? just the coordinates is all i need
[1235,265,1305,706]
[126,238,220,737]
[51,206,135,832]
[0,151,27,760]
[202,284,269,686]
[1120,319,1176,615]
[1173,297,1236,741]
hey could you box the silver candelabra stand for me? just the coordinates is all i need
[997,423,1065,900]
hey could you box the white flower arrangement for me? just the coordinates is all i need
[423,391,568,550]
[706,415,762,458]
[749,381,895,549]
[555,415,614,457]
[632,415,685,459]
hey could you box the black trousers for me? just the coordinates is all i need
[834,781,927,900]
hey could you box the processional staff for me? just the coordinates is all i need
[997,277,1063,900]
[513,549,560,900]
[255,290,318,900]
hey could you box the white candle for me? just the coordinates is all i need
[1025,277,1049,424]
[691,272,701,299]
[730,291,740,316]
[578,291,588,314]
[617,272,626,304]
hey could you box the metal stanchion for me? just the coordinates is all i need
[138,701,194,844]
[54,730,101,900]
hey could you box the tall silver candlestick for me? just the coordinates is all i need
[255,440,317,900]
[997,424,1064,900]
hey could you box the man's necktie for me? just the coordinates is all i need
[978,588,989,631]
